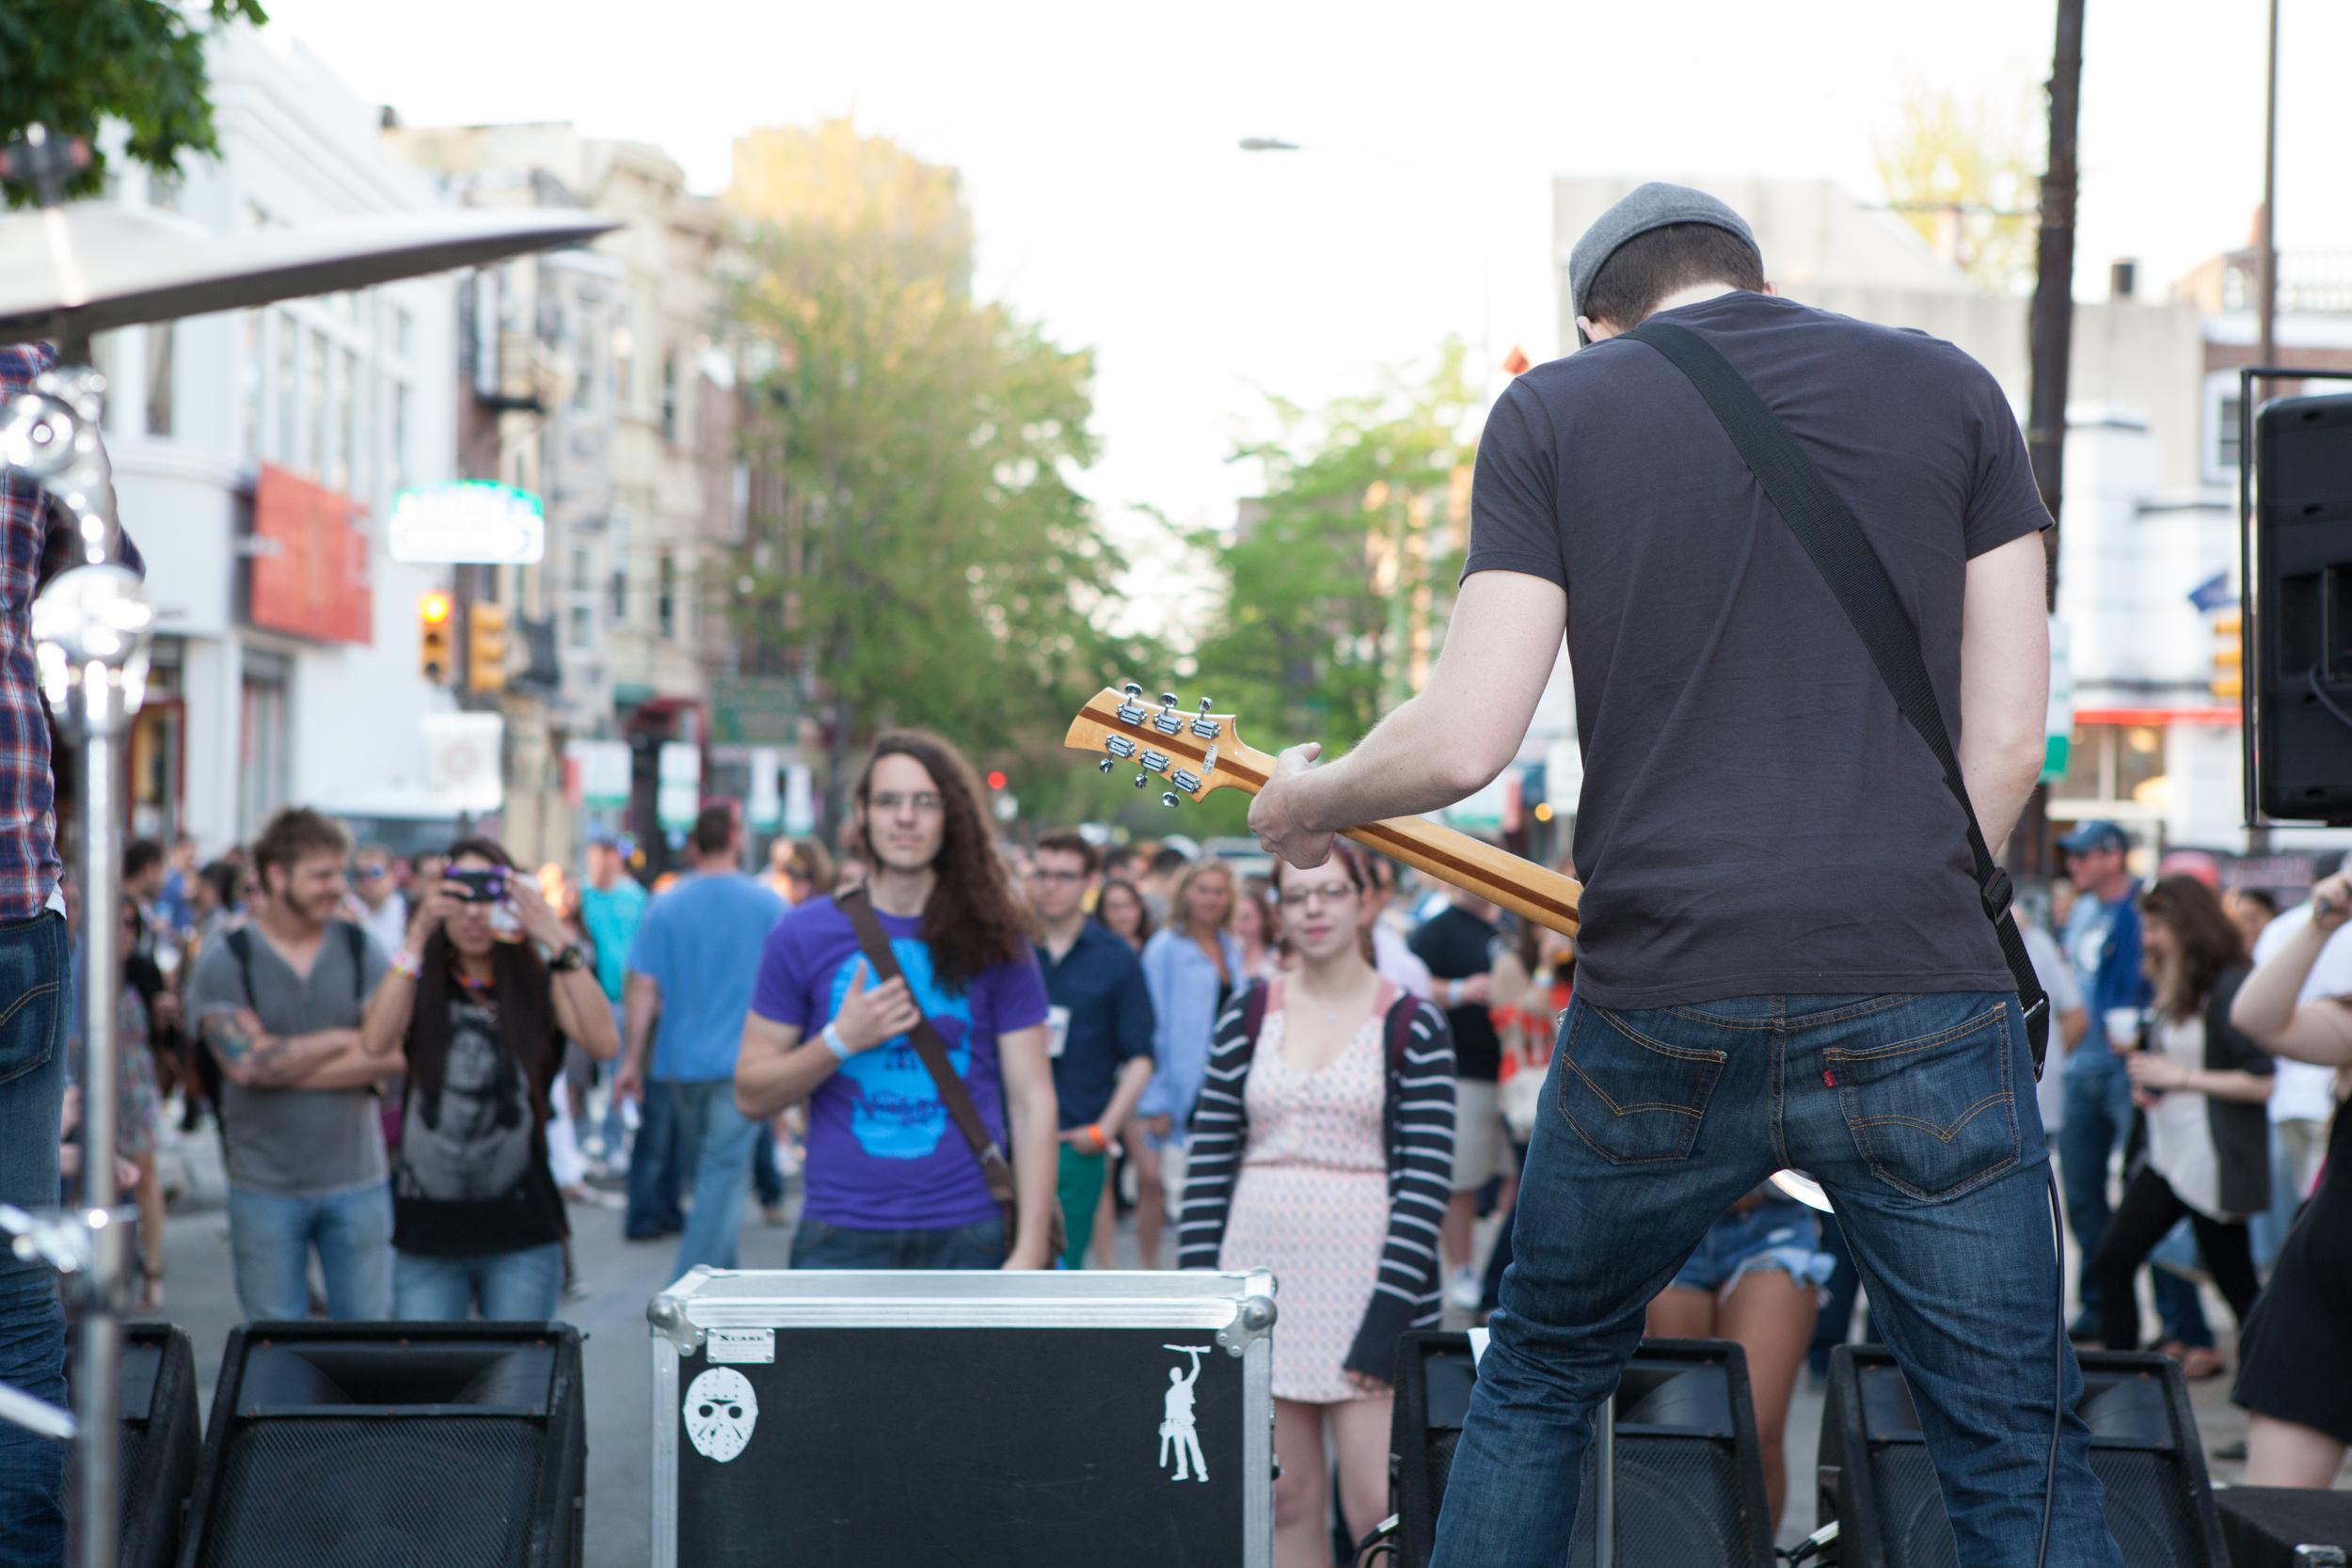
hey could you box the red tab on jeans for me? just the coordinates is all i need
[1822,1069,1837,1087]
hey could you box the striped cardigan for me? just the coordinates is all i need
[1176,980,1456,1384]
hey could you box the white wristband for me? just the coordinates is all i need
[1446,978,1463,1008]
[821,1022,852,1062]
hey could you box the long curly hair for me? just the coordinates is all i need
[2140,874,2248,1022]
[850,729,1029,991]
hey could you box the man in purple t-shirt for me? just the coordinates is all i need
[735,731,1057,1269]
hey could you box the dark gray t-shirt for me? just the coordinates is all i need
[190,922,390,1196]
[1467,291,2049,1009]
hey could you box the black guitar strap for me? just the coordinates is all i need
[1623,318,2052,1076]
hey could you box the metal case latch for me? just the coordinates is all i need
[648,1275,709,1355]
[1216,1271,1279,1357]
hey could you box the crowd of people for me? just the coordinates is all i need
[59,744,2352,1565]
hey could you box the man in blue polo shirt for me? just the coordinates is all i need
[1026,830,1155,1268]
[615,805,787,1278]
[2056,819,2154,1338]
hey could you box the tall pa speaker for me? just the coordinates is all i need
[178,1322,585,1568]
[1391,1332,1772,1568]
[2249,388,2352,821]
[66,1322,201,1568]
[1817,1345,2228,1568]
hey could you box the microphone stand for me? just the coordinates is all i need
[0,340,151,1568]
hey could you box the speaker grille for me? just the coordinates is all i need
[2089,1449,2209,1568]
[1566,1435,1756,1568]
[196,1418,545,1568]
[1863,1444,2215,1568]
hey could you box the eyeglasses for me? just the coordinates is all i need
[1027,868,1085,884]
[357,864,390,879]
[868,791,944,815]
[1278,881,1358,908]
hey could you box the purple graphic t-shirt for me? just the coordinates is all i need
[750,895,1050,1229]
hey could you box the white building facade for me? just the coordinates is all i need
[103,31,461,859]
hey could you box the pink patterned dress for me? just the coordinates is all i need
[1217,992,1391,1404]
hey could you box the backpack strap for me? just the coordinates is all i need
[225,927,256,1011]
[340,921,369,1003]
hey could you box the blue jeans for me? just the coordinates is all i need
[624,1077,684,1239]
[753,1119,784,1207]
[0,911,69,1568]
[1432,992,2121,1568]
[790,1215,1008,1270]
[672,1079,759,1279]
[393,1242,565,1321]
[226,1182,393,1321]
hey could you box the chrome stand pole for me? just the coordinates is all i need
[3,357,151,1568]
[1594,1381,1617,1568]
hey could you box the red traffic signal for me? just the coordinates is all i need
[986,770,1008,790]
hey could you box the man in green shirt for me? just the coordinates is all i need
[580,829,662,1231]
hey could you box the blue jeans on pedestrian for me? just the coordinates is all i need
[624,1077,684,1240]
[790,1215,1008,1270]
[753,1119,784,1208]
[2058,1058,2134,1318]
[1431,992,2121,1568]
[673,1079,760,1280]
[393,1242,565,1321]
[0,911,70,1568]
[226,1182,393,1321]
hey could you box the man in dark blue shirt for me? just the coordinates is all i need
[1028,831,1154,1269]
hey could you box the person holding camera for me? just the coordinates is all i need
[358,840,616,1320]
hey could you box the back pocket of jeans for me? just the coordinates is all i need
[1826,1002,2018,1201]
[0,927,60,1090]
[1555,1005,1724,1164]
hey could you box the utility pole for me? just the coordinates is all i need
[2257,0,2280,372]
[2015,0,2086,884]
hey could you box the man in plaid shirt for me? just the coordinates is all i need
[0,340,143,1568]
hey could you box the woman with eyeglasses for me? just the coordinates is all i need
[1179,842,1454,1566]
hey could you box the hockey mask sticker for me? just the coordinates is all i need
[683,1367,758,1463]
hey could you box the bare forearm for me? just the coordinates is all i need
[552,970,618,1060]
[290,1041,395,1091]
[2190,1069,2274,1104]
[623,976,660,1071]
[1008,1081,1059,1256]
[2233,921,2327,1041]
[735,1036,835,1118]
[1288,694,1502,835]
[1098,1055,1154,1133]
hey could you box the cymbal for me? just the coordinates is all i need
[0,205,620,343]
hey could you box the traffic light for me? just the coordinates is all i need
[468,601,509,694]
[2212,607,2243,701]
[986,770,1008,791]
[418,590,453,684]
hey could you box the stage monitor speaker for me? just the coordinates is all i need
[2213,1485,2352,1568]
[1817,1345,2228,1568]
[1391,1331,1772,1568]
[2249,389,2352,821]
[66,1321,200,1568]
[178,1322,585,1568]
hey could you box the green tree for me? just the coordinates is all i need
[0,1,267,205]
[724,119,1160,833]
[1175,341,1481,838]
[1876,83,2041,294]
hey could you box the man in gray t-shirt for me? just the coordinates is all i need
[190,809,393,1321]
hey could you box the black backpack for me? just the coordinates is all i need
[204,922,373,1118]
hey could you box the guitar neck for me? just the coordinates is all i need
[1214,740,1582,940]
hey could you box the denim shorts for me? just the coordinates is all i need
[1667,1196,1837,1301]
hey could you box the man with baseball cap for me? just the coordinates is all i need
[2054,819,2159,1340]
[1249,182,2117,1564]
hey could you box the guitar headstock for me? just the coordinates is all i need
[1063,685,1271,809]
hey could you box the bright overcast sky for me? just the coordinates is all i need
[262,0,2348,551]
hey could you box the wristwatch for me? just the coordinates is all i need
[550,943,588,974]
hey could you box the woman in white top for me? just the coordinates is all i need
[2088,876,2274,1355]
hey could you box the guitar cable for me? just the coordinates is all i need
[2034,1160,2065,1568]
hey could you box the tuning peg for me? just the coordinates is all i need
[1099,758,1114,773]
[1161,792,1182,808]
[1134,772,1149,788]
[1122,682,1143,699]
[1198,697,1214,714]
[1160,692,1179,708]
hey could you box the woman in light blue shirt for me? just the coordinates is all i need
[1133,858,1242,1267]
